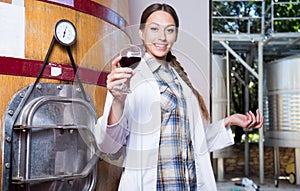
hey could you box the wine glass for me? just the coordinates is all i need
[113,44,142,94]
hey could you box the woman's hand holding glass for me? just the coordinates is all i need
[106,45,141,96]
[106,56,134,100]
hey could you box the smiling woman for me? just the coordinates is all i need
[95,3,263,191]
[139,10,177,61]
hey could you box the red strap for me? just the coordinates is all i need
[0,56,108,87]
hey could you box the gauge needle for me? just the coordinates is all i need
[63,26,67,38]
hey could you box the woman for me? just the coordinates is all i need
[95,3,264,191]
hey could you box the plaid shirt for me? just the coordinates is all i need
[144,53,196,191]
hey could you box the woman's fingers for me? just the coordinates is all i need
[107,69,132,90]
[111,55,122,70]
[228,110,264,129]
[107,56,135,92]
[110,69,133,80]
[242,112,253,129]
[248,111,257,128]
[253,109,264,128]
[248,109,264,129]
[241,110,264,129]
[106,77,127,90]
[255,109,261,122]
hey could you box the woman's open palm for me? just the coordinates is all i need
[225,109,264,129]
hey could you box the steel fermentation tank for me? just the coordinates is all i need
[211,54,229,181]
[264,54,300,185]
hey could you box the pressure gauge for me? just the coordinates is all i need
[54,19,77,46]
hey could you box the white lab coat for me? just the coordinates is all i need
[95,59,234,191]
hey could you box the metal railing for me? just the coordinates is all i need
[267,0,300,33]
[212,0,265,35]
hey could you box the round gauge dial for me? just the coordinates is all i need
[54,19,77,46]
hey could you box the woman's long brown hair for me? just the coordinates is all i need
[140,3,210,121]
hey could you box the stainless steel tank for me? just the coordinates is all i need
[264,54,300,147]
[211,54,229,181]
[212,54,227,123]
[264,54,300,185]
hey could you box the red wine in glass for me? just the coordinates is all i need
[119,56,141,69]
[113,44,142,94]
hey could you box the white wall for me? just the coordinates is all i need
[0,2,25,58]
[127,0,211,108]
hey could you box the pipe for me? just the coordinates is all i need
[219,41,259,79]
[258,41,264,184]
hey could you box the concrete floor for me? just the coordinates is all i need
[217,176,300,191]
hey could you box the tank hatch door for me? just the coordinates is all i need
[3,83,99,191]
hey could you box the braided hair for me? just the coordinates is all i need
[166,52,210,121]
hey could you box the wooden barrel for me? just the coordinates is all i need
[0,0,130,190]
